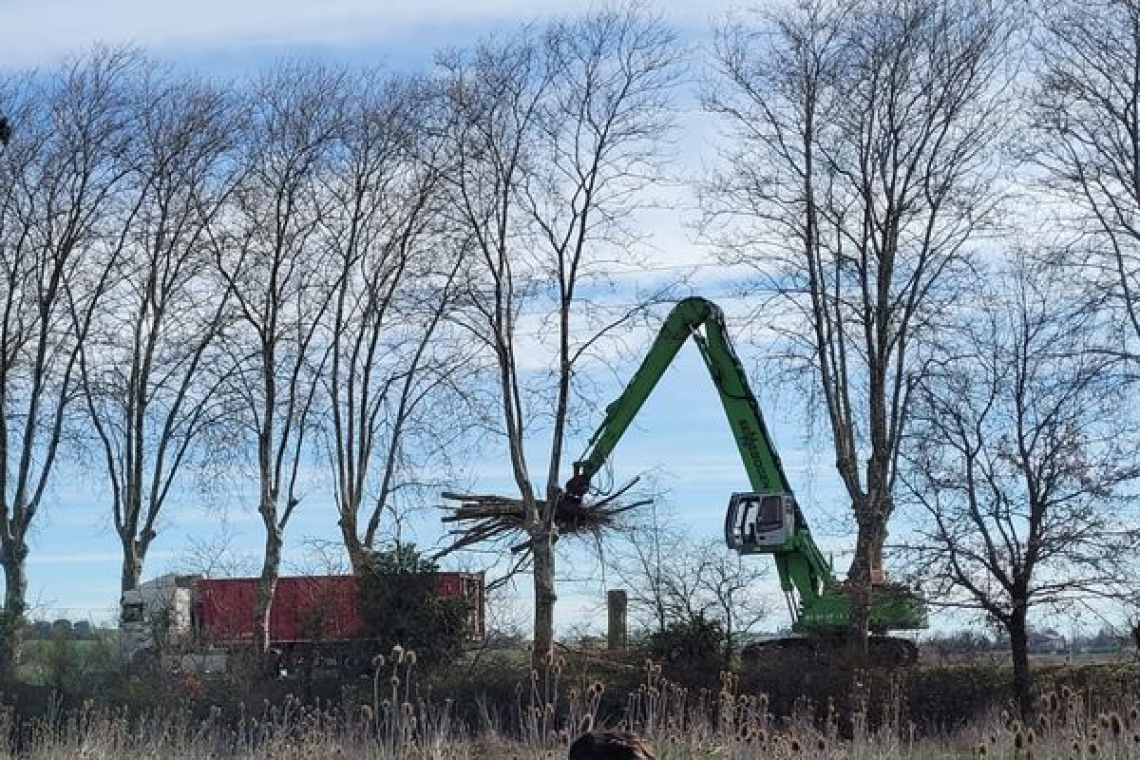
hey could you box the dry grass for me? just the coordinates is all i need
[4,659,1140,760]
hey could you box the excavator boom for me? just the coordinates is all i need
[568,298,787,496]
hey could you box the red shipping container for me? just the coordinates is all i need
[192,573,482,646]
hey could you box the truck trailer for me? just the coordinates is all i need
[121,572,484,673]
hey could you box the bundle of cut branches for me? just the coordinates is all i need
[437,479,647,558]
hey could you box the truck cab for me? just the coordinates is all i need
[119,573,199,667]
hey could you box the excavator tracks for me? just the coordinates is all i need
[742,635,919,669]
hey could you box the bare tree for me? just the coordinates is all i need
[704,0,1015,648]
[177,520,258,578]
[212,62,341,656]
[439,6,679,667]
[613,504,674,635]
[1032,0,1140,358]
[902,251,1140,717]
[75,63,240,595]
[616,517,770,660]
[0,49,136,680]
[320,72,473,572]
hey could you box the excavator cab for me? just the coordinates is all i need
[725,492,796,554]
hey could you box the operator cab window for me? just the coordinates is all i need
[726,492,794,551]
[739,494,786,542]
[753,495,785,530]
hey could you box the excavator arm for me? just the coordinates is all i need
[563,297,833,620]
[566,298,786,498]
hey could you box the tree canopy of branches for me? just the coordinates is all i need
[903,252,1140,716]
[1032,0,1140,358]
[704,0,1016,647]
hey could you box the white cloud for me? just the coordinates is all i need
[28,551,120,565]
[1,0,742,70]
[29,549,175,566]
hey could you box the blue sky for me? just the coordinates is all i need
[4,0,892,638]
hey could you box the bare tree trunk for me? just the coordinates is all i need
[1007,603,1032,720]
[340,517,367,575]
[848,490,890,653]
[530,527,557,667]
[254,368,278,657]
[120,536,145,595]
[256,519,283,660]
[0,547,27,683]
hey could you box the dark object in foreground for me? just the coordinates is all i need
[0,116,10,145]
[569,731,655,760]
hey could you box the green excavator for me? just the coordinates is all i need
[561,297,927,665]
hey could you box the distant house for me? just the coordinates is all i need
[1027,628,1066,654]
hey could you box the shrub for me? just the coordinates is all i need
[643,616,726,687]
[356,543,470,670]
